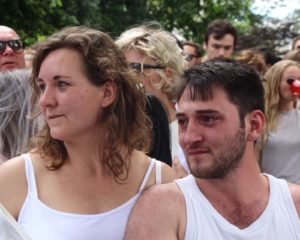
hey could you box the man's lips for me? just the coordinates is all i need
[186,148,210,156]
[2,61,16,66]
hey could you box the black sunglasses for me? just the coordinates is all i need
[129,62,165,72]
[0,39,24,54]
[185,54,197,61]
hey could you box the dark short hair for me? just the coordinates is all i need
[204,19,237,46]
[177,59,264,123]
[182,41,203,57]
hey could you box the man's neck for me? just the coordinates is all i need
[195,159,269,229]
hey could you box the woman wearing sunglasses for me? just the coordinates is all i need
[0,25,25,71]
[116,25,189,177]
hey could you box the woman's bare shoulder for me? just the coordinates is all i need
[0,155,26,179]
[133,151,177,187]
[160,161,177,183]
[0,155,28,218]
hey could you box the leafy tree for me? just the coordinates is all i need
[236,0,300,57]
[0,0,262,47]
[0,0,78,46]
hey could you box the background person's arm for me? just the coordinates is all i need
[289,183,300,219]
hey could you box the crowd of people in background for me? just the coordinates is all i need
[0,17,300,239]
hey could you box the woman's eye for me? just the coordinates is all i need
[37,84,45,92]
[57,81,69,88]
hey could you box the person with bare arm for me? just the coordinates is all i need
[124,59,300,240]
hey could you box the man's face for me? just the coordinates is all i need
[183,45,200,67]
[0,26,25,71]
[177,87,246,179]
[204,34,234,61]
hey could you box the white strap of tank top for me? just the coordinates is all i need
[138,159,162,192]
[138,158,155,192]
[155,160,161,184]
[23,153,38,197]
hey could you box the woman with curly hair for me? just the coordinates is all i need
[0,26,176,239]
[116,25,189,176]
[258,60,300,184]
[235,49,267,76]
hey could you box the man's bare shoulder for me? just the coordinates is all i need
[140,181,184,208]
[288,182,300,217]
[132,181,184,218]
[125,181,186,240]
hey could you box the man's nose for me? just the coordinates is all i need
[2,44,14,55]
[218,48,225,57]
[181,121,203,146]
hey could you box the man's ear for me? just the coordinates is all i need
[203,42,207,51]
[246,110,265,142]
[100,80,117,108]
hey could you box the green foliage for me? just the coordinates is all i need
[0,0,78,46]
[0,0,260,46]
[140,0,261,44]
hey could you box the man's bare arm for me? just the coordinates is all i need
[124,182,186,240]
[289,183,300,218]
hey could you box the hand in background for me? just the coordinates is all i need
[172,156,188,178]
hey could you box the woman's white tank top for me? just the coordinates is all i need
[18,153,161,240]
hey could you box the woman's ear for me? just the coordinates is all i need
[246,110,265,142]
[100,80,117,108]
[165,67,174,78]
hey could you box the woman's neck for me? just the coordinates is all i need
[278,99,295,112]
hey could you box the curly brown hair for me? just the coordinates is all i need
[30,26,151,181]
[235,49,266,76]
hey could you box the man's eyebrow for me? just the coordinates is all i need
[176,112,186,118]
[176,109,219,118]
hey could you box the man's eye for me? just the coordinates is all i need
[212,45,221,49]
[200,116,219,125]
[178,118,188,127]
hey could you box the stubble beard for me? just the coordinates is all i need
[189,128,246,179]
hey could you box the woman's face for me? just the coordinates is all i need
[125,48,163,96]
[279,65,300,102]
[37,48,104,142]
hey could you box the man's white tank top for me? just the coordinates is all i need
[175,174,300,240]
[18,154,162,240]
